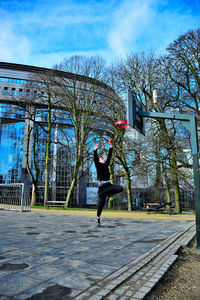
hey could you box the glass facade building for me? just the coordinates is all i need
[0,104,25,183]
[0,62,123,207]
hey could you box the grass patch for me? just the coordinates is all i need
[31,205,96,211]
[31,206,138,213]
[31,206,195,216]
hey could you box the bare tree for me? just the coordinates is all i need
[162,28,200,117]
[54,55,119,207]
[110,50,192,213]
[20,70,71,205]
[30,71,63,205]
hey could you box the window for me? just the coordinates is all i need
[18,89,23,96]
[40,91,44,99]
[3,87,8,95]
[0,77,32,85]
[26,89,30,97]
[0,121,24,183]
[11,88,15,96]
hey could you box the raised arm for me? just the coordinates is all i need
[105,139,113,165]
[94,144,99,167]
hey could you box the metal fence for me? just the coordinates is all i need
[0,183,31,212]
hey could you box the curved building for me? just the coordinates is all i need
[0,62,124,207]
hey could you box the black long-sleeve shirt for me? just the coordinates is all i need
[94,148,113,181]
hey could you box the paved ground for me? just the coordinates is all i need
[0,210,195,300]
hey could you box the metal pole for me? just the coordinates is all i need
[52,124,58,202]
[20,183,24,213]
[138,111,200,248]
[192,153,200,248]
[181,116,200,248]
[189,116,200,248]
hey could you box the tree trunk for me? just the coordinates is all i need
[173,176,181,213]
[163,164,171,203]
[31,183,37,206]
[115,152,133,211]
[44,139,50,205]
[65,160,80,208]
[171,156,182,213]
[108,196,114,209]
[108,161,114,209]
[65,177,76,208]
[26,125,39,207]
[163,166,172,214]
[165,182,171,204]
[126,171,132,211]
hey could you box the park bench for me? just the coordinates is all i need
[144,202,173,213]
[46,201,66,209]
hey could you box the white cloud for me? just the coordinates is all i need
[1,0,200,68]
[0,16,31,63]
[107,0,200,57]
[0,1,109,66]
[107,0,155,56]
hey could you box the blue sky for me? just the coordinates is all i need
[0,0,199,68]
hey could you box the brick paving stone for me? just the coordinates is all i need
[134,291,147,299]
[125,290,134,296]
[114,287,127,295]
[88,296,102,300]
[74,292,90,300]
[145,281,156,288]
[149,277,160,283]
[104,284,117,290]
[139,285,152,294]
[107,295,119,300]
[96,289,110,296]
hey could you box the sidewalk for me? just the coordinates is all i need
[0,209,195,299]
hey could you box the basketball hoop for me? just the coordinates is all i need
[115,120,132,129]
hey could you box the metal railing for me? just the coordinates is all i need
[0,183,31,212]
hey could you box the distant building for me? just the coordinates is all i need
[0,62,124,207]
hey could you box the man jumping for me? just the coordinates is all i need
[94,139,123,226]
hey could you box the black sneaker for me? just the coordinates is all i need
[96,217,101,227]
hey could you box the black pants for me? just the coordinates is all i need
[97,182,123,217]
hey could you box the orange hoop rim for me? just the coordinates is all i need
[115,120,132,129]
